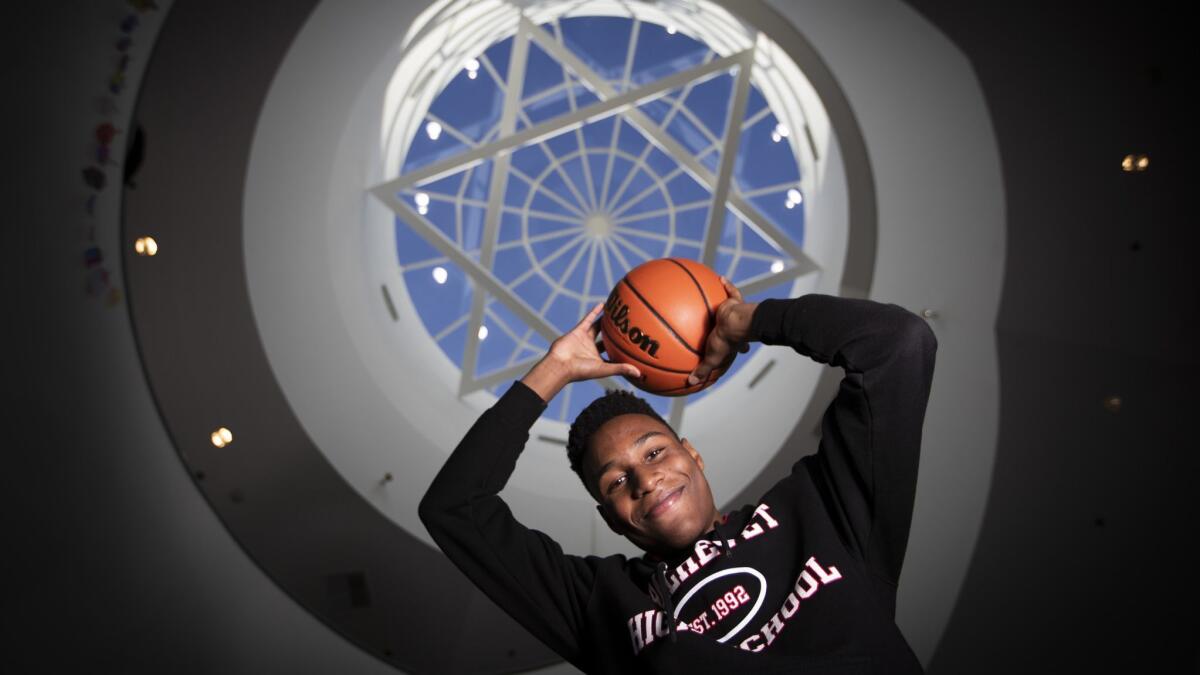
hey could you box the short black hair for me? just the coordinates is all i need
[567,389,678,490]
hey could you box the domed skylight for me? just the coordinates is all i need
[372,11,819,425]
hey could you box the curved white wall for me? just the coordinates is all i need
[244,0,1004,666]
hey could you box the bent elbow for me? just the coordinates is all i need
[916,314,938,355]
[897,310,938,360]
[417,487,447,530]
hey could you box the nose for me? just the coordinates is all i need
[629,465,663,499]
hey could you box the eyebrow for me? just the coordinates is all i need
[597,431,666,476]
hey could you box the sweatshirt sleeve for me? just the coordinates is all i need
[747,294,938,585]
[417,379,597,661]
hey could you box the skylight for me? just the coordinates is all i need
[374,13,818,424]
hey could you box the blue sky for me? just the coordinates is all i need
[392,16,806,422]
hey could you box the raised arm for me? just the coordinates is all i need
[417,303,640,660]
[691,285,938,586]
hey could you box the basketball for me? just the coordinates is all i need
[600,258,730,396]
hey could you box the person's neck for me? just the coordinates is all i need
[642,512,726,562]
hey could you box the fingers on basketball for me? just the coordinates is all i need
[603,258,727,395]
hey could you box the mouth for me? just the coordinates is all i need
[645,486,684,521]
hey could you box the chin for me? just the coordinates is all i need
[655,518,706,552]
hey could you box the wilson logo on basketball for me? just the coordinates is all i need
[605,288,660,358]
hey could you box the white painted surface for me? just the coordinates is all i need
[243,0,1004,667]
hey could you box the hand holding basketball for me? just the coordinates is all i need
[599,258,740,396]
[521,302,641,403]
[688,277,756,386]
[552,302,643,384]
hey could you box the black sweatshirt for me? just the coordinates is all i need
[419,294,938,674]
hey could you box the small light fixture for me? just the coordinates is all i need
[478,325,489,340]
[1121,154,1149,172]
[211,426,233,448]
[770,260,784,273]
[785,188,803,209]
[415,191,430,215]
[771,123,790,143]
[666,25,677,35]
[425,121,442,140]
[134,236,158,256]
[432,266,448,284]
[464,57,480,79]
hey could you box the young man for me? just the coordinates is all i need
[419,281,938,674]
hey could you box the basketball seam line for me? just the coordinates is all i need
[620,277,702,357]
[667,257,713,312]
[605,332,694,374]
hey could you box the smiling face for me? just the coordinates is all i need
[582,413,722,557]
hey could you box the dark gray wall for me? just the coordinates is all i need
[8,1,1195,673]
[901,2,1198,672]
[7,3,396,674]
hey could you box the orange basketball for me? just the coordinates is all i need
[600,258,730,396]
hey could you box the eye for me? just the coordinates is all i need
[607,475,627,493]
[647,447,664,460]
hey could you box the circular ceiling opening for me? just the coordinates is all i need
[370,0,829,426]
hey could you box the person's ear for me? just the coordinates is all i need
[681,437,704,471]
[596,503,625,535]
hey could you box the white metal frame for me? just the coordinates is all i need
[371,11,819,423]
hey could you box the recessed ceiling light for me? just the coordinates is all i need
[1121,154,1149,172]
[210,426,233,448]
[134,236,159,256]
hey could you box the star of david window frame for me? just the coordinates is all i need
[370,14,820,427]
